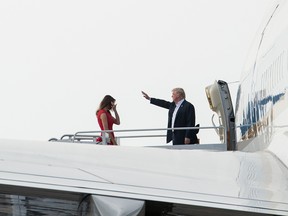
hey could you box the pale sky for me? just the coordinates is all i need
[0,0,271,145]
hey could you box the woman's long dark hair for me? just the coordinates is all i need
[96,95,115,115]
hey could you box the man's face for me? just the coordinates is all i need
[171,91,180,102]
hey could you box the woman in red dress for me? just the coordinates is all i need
[96,95,120,145]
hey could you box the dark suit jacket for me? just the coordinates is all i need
[150,98,198,145]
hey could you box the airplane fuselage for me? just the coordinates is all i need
[236,0,288,156]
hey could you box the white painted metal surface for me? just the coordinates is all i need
[0,139,288,215]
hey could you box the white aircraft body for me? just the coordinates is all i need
[1,0,288,215]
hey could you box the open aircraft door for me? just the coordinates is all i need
[205,80,236,150]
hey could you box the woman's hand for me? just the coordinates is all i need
[112,103,117,112]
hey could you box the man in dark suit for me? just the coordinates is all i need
[142,88,198,145]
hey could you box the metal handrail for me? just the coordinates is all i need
[71,126,226,145]
[50,125,227,147]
